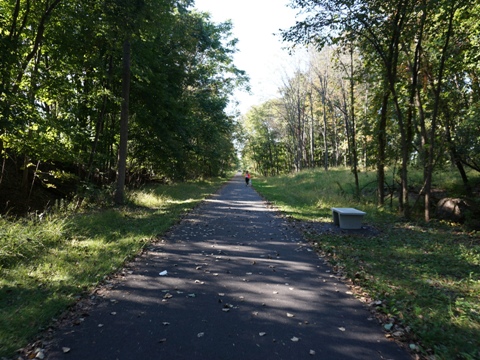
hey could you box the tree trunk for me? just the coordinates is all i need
[424,3,456,221]
[444,107,471,195]
[349,47,359,197]
[308,91,315,168]
[86,94,108,182]
[376,91,389,206]
[322,96,328,171]
[296,97,303,172]
[114,38,131,205]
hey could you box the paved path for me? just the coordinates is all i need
[46,175,411,360]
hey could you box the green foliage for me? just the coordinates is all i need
[0,176,227,357]
[0,0,245,214]
[127,9,246,180]
[254,168,480,360]
[253,167,385,221]
[271,0,480,220]
[241,101,287,176]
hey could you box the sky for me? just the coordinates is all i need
[193,0,300,114]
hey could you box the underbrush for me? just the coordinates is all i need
[253,167,480,360]
[0,177,228,358]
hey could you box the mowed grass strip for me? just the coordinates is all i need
[0,177,228,357]
[253,168,480,360]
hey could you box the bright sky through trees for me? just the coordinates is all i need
[194,0,298,113]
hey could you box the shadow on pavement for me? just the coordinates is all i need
[45,175,411,360]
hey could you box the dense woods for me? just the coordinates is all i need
[2,0,479,220]
[0,0,247,212]
[241,0,480,220]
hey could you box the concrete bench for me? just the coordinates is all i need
[331,207,366,229]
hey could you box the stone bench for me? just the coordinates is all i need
[331,207,366,229]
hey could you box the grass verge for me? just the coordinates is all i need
[0,177,229,358]
[253,168,480,360]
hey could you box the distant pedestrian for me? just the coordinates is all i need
[245,171,251,186]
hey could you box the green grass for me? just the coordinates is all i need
[253,168,480,360]
[0,177,229,358]
[253,167,392,222]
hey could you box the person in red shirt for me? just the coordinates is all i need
[245,171,251,186]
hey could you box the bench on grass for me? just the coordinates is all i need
[331,207,366,229]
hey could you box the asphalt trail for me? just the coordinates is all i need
[46,174,411,360]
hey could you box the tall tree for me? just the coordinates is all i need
[0,0,248,213]
[282,0,428,217]
[279,71,310,172]
[0,0,63,184]
[310,49,333,171]
[114,37,131,204]
[420,0,462,220]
